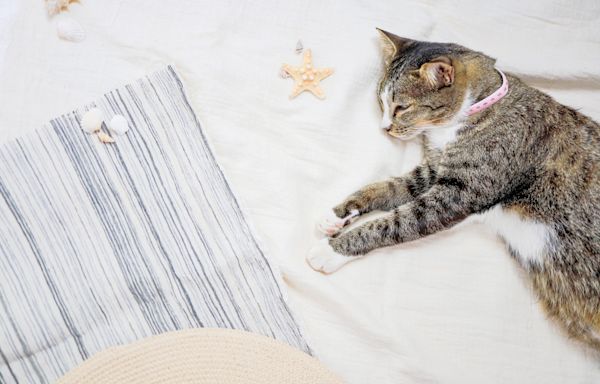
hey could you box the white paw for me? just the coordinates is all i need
[306,238,354,274]
[316,209,359,237]
[316,211,345,237]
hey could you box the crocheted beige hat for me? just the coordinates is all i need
[57,328,343,384]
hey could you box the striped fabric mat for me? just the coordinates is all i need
[0,66,309,383]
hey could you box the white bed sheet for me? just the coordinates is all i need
[1,1,600,383]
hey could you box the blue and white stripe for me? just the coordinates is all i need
[0,66,309,383]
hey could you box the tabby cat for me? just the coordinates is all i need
[307,29,600,352]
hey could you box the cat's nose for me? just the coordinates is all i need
[380,116,392,130]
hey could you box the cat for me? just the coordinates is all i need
[307,29,600,352]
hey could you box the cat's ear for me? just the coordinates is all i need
[376,28,412,66]
[419,57,454,88]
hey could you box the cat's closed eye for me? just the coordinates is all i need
[394,104,411,115]
[422,104,445,112]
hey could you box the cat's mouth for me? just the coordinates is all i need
[386,126,423,140]
[386,118,446,140]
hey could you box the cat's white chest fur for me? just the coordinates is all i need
[473,205,554,268]
[425,122,464,149]
[424,92,472,150]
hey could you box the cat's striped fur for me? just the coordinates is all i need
[314,30,600,352]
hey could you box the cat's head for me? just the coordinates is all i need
[377,29,493,140]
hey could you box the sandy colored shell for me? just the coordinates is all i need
[46,0,79,16]
[96,131,115,144]
[56,15,86,42]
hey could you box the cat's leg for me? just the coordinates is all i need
[333,163,439,217]
[309,180,490,273]
[318,162,438,237]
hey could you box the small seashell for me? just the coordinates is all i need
[81,108,103,133]
[279,66,290,79]
[96,131,115,144]
[108,115,129,136]
[295,40,303,55]
[56,15,86,42]
[45,0,61,16]
[59,0,78,11]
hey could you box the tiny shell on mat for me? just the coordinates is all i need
[108,115,130,136]
[96,131,115,144]
[56,15,86,42]
[279,66,290,79]
[81,108,103,133]
[45,0,61,16]
[295,40,303,54]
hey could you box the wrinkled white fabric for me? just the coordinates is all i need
[1,0,599,383]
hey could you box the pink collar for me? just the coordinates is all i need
[467,70,508,116]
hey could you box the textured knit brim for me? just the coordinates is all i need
[57,328,343,384]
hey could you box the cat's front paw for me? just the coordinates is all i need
[316,211,346,237]
[306,238,354,274]
[316,209,359,237]
[333,200,360,218]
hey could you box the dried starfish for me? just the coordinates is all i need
[282,49,333,99]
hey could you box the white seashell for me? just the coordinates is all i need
[56,16,86,42]
[295,40,303,55]
[108,115,130,136]
[279,67,290,79]
[96,131,115,144]
[81,108,103,133]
